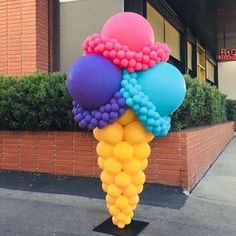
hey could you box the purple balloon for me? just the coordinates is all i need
[102,112,109,121]
[85,115,92,122]
[79,119,87,129]
[95,112,101,119]
[75,113,83,122]
[67,54,122,109]
[105,104,111,112]
[98,120,107,128]
[91,118,98,126]
[117,98,125,106]
[110,111,118,119]
[111,103,119,111]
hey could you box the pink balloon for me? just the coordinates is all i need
[101,12,154,52]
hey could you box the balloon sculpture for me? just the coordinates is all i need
[67,12,186,229]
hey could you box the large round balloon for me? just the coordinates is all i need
[101,12,154,52]
[67,54,122,109]
[137,62,186,116]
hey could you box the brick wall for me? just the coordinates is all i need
[0,0,54,76]
[0,122,234,191]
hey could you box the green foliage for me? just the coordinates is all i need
[171,75,227,131]
[226,99,236,121]
[0,72,77,131]
[0,72,228,132]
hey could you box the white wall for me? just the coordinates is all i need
[218,61,236,100]
[60,0,124,72]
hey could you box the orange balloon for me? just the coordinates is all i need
[104,158,122,175]
[113,141,133,162]
[96,141,113,159]
[133,143,151,160]
[132,171,146,186]
[115,196,129,209]
[117,109,136,125]
[100,170,114,185]
[123,159,141,175]
[124,121,154,144]
[95,122,124,144]
[115,172,131,188]
[97,157,105,169]
[123,184,137,197]
[107,184,122,198]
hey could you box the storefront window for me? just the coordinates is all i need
[147,3,164,42]
[197,43,206,81]
[206,60,215,83]
[187,41,193,70]
[147,2,180,61]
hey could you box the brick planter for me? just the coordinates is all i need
[0,122,234,191]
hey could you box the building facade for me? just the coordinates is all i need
[0,0,235,99]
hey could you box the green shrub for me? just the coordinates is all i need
[0,72,77,131]
[226,99,236,121]
[0,72,228,131]
[171,75,227,131]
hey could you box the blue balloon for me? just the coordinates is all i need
[137,62,186,116]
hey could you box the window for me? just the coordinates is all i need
[197,43,206,81]
[206,60,215,83]
[147,3,164,42]
[187,41,193,70]
[165,21,180,60]
[147,2,180,60]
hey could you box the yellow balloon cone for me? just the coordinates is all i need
[93,109,154,229]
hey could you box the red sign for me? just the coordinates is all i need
[217,48,236,61]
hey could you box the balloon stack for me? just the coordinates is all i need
[67,12,186,229]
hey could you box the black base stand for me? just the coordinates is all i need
[93,217,149,236]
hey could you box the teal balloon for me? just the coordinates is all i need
[137,62,186,116]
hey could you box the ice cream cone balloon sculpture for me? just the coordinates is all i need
[67,12,186,229]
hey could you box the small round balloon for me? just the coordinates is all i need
[137,62,186,116]
[67,54,122,110]
[101,12,154,52]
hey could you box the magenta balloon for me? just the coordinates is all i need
[101,12,154,52]
[67,54,122,109]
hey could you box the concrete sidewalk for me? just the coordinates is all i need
[0,137,235,236]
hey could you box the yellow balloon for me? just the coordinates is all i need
[124,121,154,144]
[117,109,136,125]
[97,157,105,169]
[124,215,131,225]
[115,172,131,188]
[100,170,114,185]
[117,222,125,229]
[109,205,120,216]
[132,171,146,186]
[123,159,141,175]
[106,194,115,204]
[137,185,144,194]
[95,122,124,144]
[129,211,134,217]
[141,159,148,170]
[107,184,122,198]
[123,205,133,215]
[112,216,118,225]
[102,183,108,192]
[104,158,122,175]
[113,141,133,162]
[133,143,151,160]
[129,195,139,205]
[123,184,137,197]
[117,212,125,222]
[115,196,129,209]
[93,128,102,141]
[96,141,113,159]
